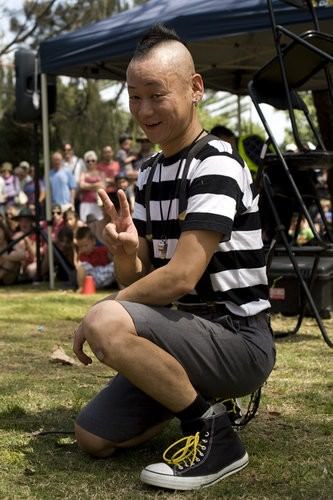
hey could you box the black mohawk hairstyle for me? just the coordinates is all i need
[133,23,188,58]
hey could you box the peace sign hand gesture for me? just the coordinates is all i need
[89,189,139,257]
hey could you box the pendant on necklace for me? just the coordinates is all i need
[157,238,168,259]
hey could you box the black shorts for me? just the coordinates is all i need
[76,302,276,442]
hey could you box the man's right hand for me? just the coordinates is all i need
[89,189,139,257]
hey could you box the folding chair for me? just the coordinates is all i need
[248,0,333,348]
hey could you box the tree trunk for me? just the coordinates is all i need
[313,89,333,199]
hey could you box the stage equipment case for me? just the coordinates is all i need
[268,256,333,318]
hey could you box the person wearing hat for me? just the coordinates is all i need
[15,161,32,189]
[12,207,34,221]
[115,133,138,175]
[13,162,31,208]
[0,162,20,209]
[133,130,154,172]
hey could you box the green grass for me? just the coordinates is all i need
[0,285,332,499]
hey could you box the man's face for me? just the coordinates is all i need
[19,217,33,232]
[63,144,73,160]
[76,236,95,255]
[127,54,193,155]
[52,153,63,169]
[103,146,113,162]
[121,139,132,152]
[1,168,11,178]
[52,206,62,221]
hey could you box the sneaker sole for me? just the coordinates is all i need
[140,452,249,491]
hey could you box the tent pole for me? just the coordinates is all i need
[41,73,55,289]
[237,95,242,137]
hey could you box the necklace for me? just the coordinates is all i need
[157,128,206,259]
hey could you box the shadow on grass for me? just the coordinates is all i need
[0,403,331,499]
[273,331,329,343]
[0,404,177,484]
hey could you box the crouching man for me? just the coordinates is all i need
[73,24,275,491]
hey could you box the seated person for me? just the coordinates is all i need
[4,206,19,236]
[0,221,22,285]
[51,204,65,240]
[74,226,116,292]
[12,207,46,281]
[42,226,77,285]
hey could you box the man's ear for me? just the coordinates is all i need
[191,73,204,104]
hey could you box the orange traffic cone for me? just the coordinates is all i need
[81,275,96,294]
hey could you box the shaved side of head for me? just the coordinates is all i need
[127,40,195,86]
[128,24,196,83]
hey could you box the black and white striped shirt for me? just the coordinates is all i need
[133,137,270,317]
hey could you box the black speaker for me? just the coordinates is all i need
[15,48,57,123]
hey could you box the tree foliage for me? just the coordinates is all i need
[282,91,319,147]
[0,0,332,165]
[50,78,130,158]
[0,0,144,165]
[1,0,133,56]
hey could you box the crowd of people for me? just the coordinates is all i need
[0,132,153,289]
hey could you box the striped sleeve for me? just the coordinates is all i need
[182,153,253,241]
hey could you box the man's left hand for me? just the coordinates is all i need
[73,322,93,365]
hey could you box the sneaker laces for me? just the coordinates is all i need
[162,431,209,470]
[222,398,241,417]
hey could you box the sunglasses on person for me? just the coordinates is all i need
[86,159,96,163]
[52,210,62,215]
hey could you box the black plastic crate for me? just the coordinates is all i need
[267,256,333,317]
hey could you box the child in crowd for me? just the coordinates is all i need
[74,226,115,292]
[42,226,77,285]
[114,174,134,211]
[315,198,332,235]
[296,216,316,246]
[63,208,84,235]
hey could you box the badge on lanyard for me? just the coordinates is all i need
[157,239,168,259]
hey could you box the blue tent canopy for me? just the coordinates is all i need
[39,0,333,93]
